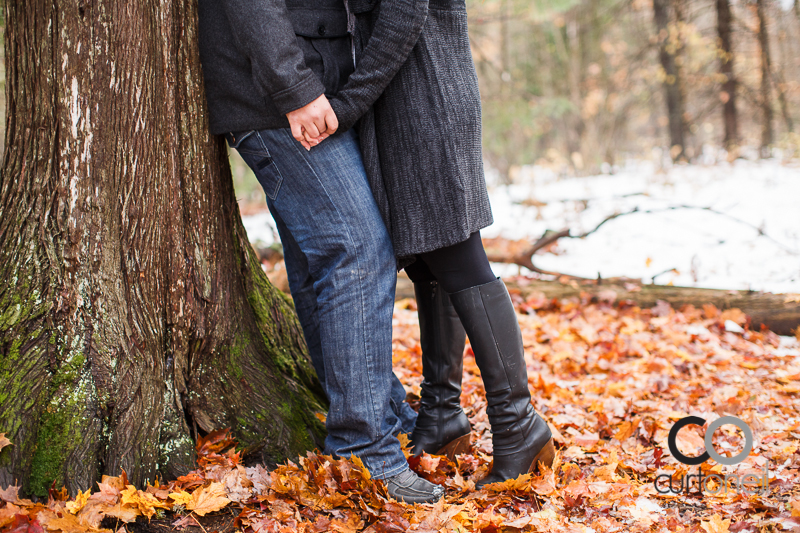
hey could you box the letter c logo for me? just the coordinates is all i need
[667,416,753,466]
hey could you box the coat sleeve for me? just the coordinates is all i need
[329,0,429,131]
[219,0,325,115]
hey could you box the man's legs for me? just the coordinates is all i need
[232,128,407,477]
[271,206,417,436]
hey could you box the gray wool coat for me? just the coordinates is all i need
[330,0,493,261]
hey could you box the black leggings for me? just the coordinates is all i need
[404,232,496,294]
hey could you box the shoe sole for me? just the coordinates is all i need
[435,433,471,460]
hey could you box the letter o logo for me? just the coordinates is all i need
[667,415,754,466]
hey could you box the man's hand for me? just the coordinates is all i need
[286,94,339,150]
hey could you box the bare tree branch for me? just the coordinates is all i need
[484,204,798,280]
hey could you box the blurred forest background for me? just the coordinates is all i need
[468,0,799,180]
[0,0,798,198]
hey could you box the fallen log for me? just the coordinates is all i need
[395,273,800,336]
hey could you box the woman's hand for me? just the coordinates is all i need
[286,94,339,150]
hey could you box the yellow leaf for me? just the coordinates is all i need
[483,473,532,492]
[700,514,731,533]
[169,490,194,508]
[0,434,11,452]
[397,433,413,458]
[65,489,91,514]
[120,485,167,519]
[349,456,371,481]
[186,482,230,517]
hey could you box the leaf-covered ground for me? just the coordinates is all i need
[2,284,800,532]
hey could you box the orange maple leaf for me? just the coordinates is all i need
[120,485,168,519]
[185,482,231,517]
[700,514,731,533]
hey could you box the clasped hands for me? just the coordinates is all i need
[286,94,338,150]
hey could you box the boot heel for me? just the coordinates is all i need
[435,433,471,460]
[527,438,555,473]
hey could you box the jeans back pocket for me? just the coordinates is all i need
[231,131,284,201]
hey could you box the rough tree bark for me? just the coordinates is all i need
[756,0,774,157]
[0,0,326,497]
[653,0,687,162]
[716,0,739,151]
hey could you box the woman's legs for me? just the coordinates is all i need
[411,232,495,294]
[405,260,471,458]
[412,232,554,486]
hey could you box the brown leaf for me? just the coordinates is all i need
[88,482,120,506]
[417,453,440,473]
[38,509,108,533]
[0,485,21,504]
[245,464,271,494]
[76,501,109,530]
[222,466,252,503]
[531,465,556,495]
[0,434,11,452]
[103,504,139,524]
[720,308,747,326]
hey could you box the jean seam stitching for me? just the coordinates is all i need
[280,129,384,446]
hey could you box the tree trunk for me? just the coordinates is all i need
[716,0,739,151]
[795,0,800,29]
[653,0,687,162]
[0,0,326,498]
[756,0,774,157]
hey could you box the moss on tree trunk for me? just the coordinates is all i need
[0,0,326,497]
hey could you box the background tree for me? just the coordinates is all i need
[466,0,799,175]
[717,0,738,152]
[756,0,774,157]
[0,0,326,497]
[652,0,688,161]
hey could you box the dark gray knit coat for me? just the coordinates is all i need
[330,0,493,260]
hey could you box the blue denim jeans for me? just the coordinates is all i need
[228,128,415,478]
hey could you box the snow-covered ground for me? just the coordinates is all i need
[242,158,800,294]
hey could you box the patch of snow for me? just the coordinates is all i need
[483,158,800,294]
[241,158,800,294]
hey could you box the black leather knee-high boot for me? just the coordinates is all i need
[410,281,472,459]
[449,278,555,488]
